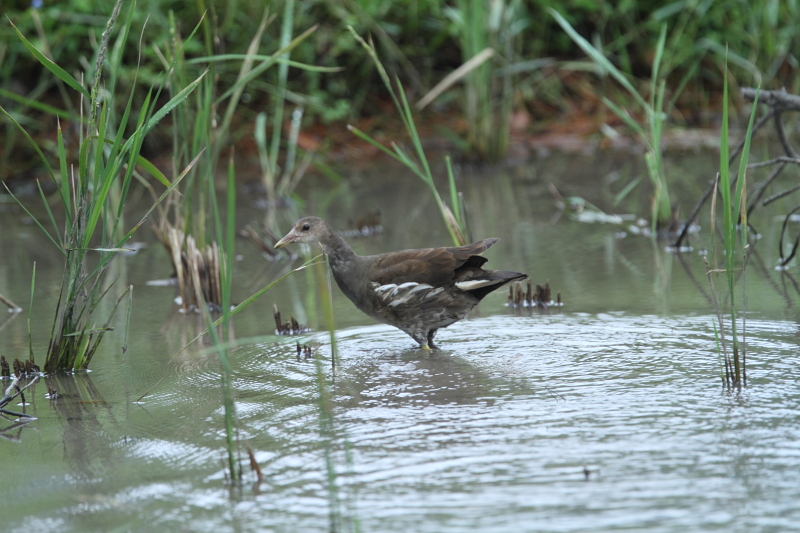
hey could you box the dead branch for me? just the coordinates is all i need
[0,293,21,312]
[0,375,38,418]
[674,88,800,249]
[741,87,800,112]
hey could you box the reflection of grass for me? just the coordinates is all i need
[200,157,239,482]
[2,1,196,372]
[139,239,327,482]
[303,254,359,531]
[707,58,758,387]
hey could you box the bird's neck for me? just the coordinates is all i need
[319,231,357,262]
[319,232,367,303]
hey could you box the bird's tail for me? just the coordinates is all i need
[457,270,528,300]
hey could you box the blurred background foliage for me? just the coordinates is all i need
[1,0,799,177]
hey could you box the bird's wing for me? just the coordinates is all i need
[368,238,499,286]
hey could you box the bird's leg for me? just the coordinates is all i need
[411,332,431,351]
[427,329,438,350]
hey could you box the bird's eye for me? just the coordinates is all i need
[302,223,310,231]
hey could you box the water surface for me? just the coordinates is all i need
[1,149,799,532]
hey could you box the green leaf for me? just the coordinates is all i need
[143,69,209,136]
[733,87,759,235]
[214,25,319,105]
[189,54,343,73]
[135,154,172,189]
[100,137,171,189]
[2,183,66,257]
[8,18,91,99]
[0,105,59,185]
[601,97,648,143]
[0,87,71,118]
[549,9,647,110]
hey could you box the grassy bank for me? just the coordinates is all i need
[2,0,797,172]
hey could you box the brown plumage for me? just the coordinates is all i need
[275,217,527,349]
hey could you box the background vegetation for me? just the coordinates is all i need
[2,0,798,181]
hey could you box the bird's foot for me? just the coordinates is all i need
[420,344,432,352]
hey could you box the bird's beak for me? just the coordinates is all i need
[274,229,296,249]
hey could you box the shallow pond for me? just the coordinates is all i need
[2,149,800,532]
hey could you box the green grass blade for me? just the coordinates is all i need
[36,179,64,248]
[28,262,36,361]
[0,105,59,185]
[390,143,429,183]
[446,156,461,227]
[134,154,171,189]
[396,77,432,181]
[0,87,71,118]
[613,174,644,206]
[190,54,342,73]
[122,285,133,356]
[2,183,66,258]
[214,24,318,106]
[733,88,760,231]
[91,101,109,197]
[719,60,732,266]
[348,126,408,166]
[601,97,649,143]
[348,26,404,115]
[142,69,208,136]
[667,58,701,113]
[7,18,90,99]
[549,9,647,109]
[56,120,72,220]
[224,155,236,328]
[650,24,668,107]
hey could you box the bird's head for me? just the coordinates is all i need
[274,217,331,249]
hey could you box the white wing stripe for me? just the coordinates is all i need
[455,279,500,291]
[374,284,397,294]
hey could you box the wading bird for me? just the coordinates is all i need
[275,217,527,350]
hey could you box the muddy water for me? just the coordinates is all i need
[2,149,800,532]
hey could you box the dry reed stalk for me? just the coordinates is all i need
[153,219,225,312]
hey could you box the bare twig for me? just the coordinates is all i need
[677,88,800,250]
[0,375,39,418]
[778,205,800,267]
[762,183,800,207]
[0,293,21,312]
[673,109,774,248]
[747,156,800,168]
[741,87,800,112]
[748,162,787,216]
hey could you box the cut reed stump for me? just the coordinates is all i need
[1,355,39,379]
[273,304,309,335]
[507,281,562,309]
[296,342,315,361]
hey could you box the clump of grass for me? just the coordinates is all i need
[550,10,697,235]
[153,5,320,311]
[448,0,524,162]
[347,28,468,246]
[2,1,199,372]
[706,58,759,388]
